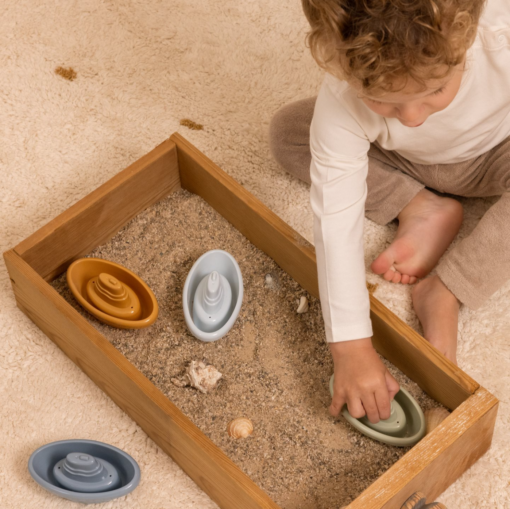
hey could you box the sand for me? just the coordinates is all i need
[51,188,442,508]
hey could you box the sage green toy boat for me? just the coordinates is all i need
[329,375,426,447]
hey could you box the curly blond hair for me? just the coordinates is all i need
[302,0,486,95]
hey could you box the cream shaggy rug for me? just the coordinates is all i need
[1,1,509,508]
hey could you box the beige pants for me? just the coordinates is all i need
[269,97,510,310]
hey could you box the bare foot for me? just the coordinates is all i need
[371,189,463,284]
[412,275,459,364]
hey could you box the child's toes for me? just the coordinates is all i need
[371,251,394,275]
[391,271,402,284]
[383,267,397,282]
[401,274,410,285]
[409,276,418,284]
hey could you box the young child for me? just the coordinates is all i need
[269,0,509,424]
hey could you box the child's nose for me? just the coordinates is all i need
[397,104,422,124]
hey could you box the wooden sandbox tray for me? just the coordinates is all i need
[4,133,499,508]
[49,187,447,508]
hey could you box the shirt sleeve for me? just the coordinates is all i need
[309,76,373,342]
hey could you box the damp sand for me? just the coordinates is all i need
[52,188,442,508]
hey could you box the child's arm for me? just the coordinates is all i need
[310,76,400,421]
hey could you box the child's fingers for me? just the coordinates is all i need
[346,396,366,420]
[360,393,380,423]
[329,391,346,417]
[385,370,400,399]
[374,384,392,421]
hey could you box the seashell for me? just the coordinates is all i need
[227,418,253,439]
[401,492,426,509]
[264,273,278,290]
[185,360,222,394]
[423,503,447,509]
[296,296,309,313]
[425,407,450,435]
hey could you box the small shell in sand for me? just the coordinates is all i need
[296,296,308,313]
[425,407,450,435]
[227,418,254,439]
[186,360,222,394]
[264,273,278,290]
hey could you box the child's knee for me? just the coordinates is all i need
[269,98,316,183]
[269,101,308,158]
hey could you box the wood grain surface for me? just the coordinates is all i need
[15,138,180,282]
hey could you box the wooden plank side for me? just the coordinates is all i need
[4,250,280,509]
[170,133,477,410]
[169,132,320,299]
[14,138,180,282]
[347,387,498,509]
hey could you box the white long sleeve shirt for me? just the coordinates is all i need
[310,1,510,343]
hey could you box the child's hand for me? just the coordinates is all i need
[329,338,400,423]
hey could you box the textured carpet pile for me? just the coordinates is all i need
[1,1,509,507]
